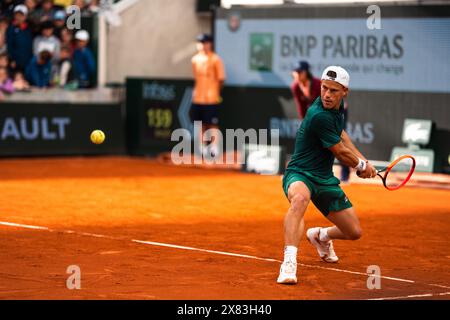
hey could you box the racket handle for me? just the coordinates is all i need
[356,169,379,177]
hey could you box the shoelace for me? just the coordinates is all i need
[327,241,337,257]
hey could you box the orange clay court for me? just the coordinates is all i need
[0,156,449,300]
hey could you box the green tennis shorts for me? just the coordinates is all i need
[282,171,353,216]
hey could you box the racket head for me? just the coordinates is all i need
[380,155,416,191]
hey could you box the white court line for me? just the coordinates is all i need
[132,240,414,283]
[0,221,50,231]
[428,283,450,290]
[298,264,414,283]
[132,240,280,262]
[368,291,450,300]
[0,220,446,288]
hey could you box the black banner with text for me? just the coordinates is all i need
[0,103,125,156]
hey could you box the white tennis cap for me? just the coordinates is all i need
[321,66,350,88]
[14,5,28,16]
[75,30,90,41]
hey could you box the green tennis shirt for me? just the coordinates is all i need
[286,97,345,185]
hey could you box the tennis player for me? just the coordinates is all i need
[277,66,377,284]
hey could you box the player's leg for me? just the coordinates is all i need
[284,181,310,247]
[323,207,362,241]
[277,180,311,284]
[306,185,356,263]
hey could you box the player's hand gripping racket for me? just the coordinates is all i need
[374,155,416,191]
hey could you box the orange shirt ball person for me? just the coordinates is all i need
[191,33,226,158]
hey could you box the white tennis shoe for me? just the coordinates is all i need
[306,227,339,263]
[277,260,297,284]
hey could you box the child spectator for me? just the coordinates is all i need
[25,46,53,88]
[13,71,31,91]
[53,45,75,88]
[73,29,95,88]
[6,5,33,72]
[0,66,14,94]
[60,27,76,55]
[33,20,61,60]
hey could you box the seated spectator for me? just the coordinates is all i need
[0,67,14,94]
[0,15,9,53]
[34,0,56,24]
[53,45,75,88]
[33,20,61,60]
[53,10,66,38]
[24,0,38,12]
[25,46,53,88]
[73,29,95,88]
[0,15,9,34]
[0,53,12,75]
[60,27,76,55]
[6,5,33,72]
[24,0,40,35]
[0,53,9,68]
[13,71,31,91]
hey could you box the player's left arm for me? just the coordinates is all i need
[340,130,367,161]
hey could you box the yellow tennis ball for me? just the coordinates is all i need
[90,130,105,145]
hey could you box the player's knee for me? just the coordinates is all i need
[347,227,362,240]
[289,193,309,213]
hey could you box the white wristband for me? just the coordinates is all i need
[354,158,367,171]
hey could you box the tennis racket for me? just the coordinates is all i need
[374,155,416,191]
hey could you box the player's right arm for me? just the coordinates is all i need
[329,143,376,178]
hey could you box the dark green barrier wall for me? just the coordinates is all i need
[126,78,450,173]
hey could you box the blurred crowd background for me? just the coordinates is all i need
[0,0,114,98]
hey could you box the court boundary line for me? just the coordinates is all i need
[367,291,450,300]
[2,220,450,298]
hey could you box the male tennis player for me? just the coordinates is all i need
[277,66,377,284]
